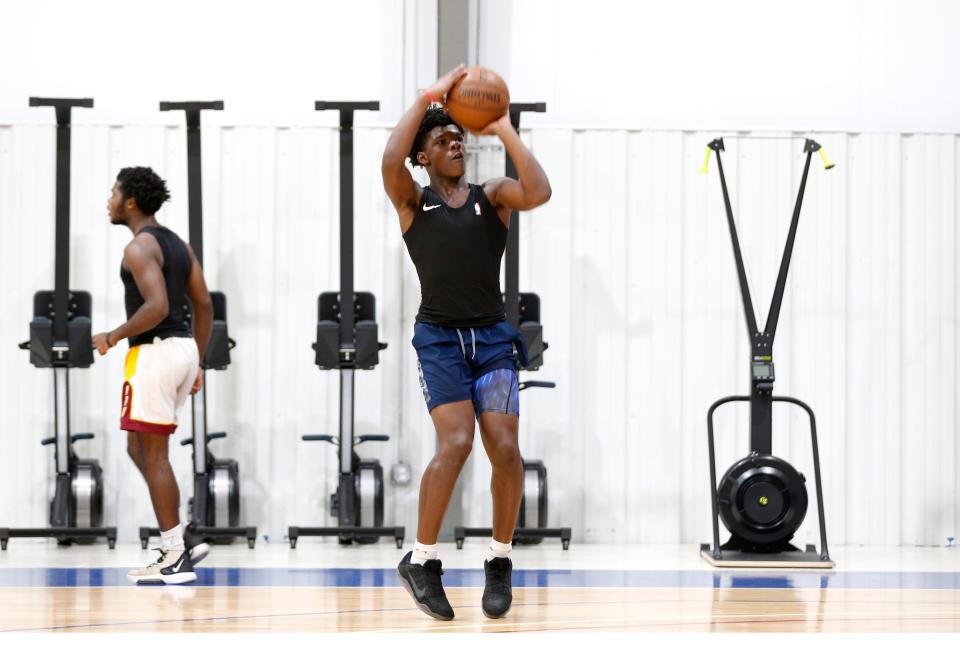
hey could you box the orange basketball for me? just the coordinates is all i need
[446,67,510,132]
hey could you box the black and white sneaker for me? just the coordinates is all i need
[482,557,513,618]
[184,523,211,566]
[127,549,197,585]
[397,551,455,620]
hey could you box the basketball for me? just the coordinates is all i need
[446,66,510,132]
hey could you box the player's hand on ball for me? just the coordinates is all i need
[476,112,512,136]
[428,64,468,102]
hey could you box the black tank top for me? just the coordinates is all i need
[121,225,193,346]
[402,184,507,328]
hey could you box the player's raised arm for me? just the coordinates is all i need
[479,113,552,219]
[382,65,467,229]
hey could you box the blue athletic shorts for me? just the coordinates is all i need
[412,320,528,416]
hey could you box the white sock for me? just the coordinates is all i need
[486,538,512,562]
[411,540,439,566]
[160,523,184,551]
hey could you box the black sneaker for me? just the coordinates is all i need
[183,523,211,566]
[397,551,455,620]
[127,549,197,585]
[482,556,513,618]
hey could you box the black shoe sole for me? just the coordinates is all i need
[482,603,512,619]
[397,570,454,621]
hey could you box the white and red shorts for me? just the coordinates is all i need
[120,336,199,435]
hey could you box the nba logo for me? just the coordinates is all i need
[474,202,481,215]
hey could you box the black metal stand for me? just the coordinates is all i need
[1,98,116,551]
[454,103,571,550]
[455,526,572,551]
[700,138,833,568]
[139,101,257,549]
[288,526,406,549]
[287,101,404,549]
[1,528,118,551]
[139,526,257,550]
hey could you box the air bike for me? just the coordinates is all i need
[453,103,571,550]
[287,101,405,549]
[1,98,117,550]
[700,137,836,568]
[139,101,257,549]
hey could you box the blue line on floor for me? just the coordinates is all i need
[0,568,958,589]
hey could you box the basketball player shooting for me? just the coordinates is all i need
[381,64,552,620]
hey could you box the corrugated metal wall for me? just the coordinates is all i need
[0,124,957,546]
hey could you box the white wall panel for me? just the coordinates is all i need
[0,125,957,547]
[0,0,390,125]
[477,0,960,133]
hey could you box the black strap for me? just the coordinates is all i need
[29,97,93,344]
[503,102,546,330]
[314,101,380,349]
[159,101,224,266]
[709,138,816,353]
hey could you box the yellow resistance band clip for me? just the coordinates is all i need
[818,147,836,170]
[699,146,712,174]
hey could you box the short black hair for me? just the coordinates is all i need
[408,106,463,168]
[116,166,170,216]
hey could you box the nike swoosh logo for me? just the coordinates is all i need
[172,558,184,573]
[408,571,428,595]
[423,204,441,211]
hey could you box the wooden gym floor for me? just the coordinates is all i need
[1,541,957,633]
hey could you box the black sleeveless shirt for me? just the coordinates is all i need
[402,184,507,328]
[121,225,193,346]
